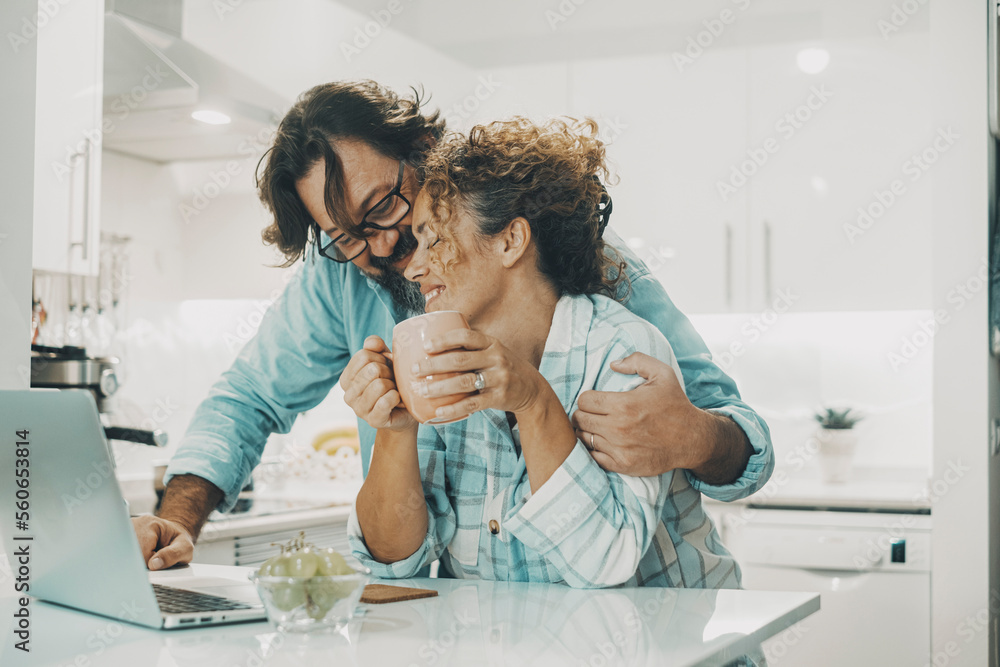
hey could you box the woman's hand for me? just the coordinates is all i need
[340,335,416,431]
[414,328,545,420]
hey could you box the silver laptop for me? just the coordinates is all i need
[0,389,266,629]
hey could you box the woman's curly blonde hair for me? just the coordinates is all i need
[419,117,627,299]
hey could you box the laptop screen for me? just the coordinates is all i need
[0,389,162,628]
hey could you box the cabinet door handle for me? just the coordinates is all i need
[763,220,773,303]
[725,222,734,309]
[70,139,92,262]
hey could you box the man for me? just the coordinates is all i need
[133,81,773,570]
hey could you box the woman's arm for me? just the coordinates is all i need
[342,335,453,576]
[504,332,677,588]
[347,429,455,578]
[516,380,581,494]
[354,426,426,563]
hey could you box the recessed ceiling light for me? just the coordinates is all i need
[796,48,830,74]
[191,109,232,125]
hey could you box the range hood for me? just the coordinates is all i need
[102,0,288,162]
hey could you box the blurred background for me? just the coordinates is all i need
[70,0,938,481]
[2,0,995,664]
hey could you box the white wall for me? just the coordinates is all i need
[929,0,992,665]
[0,0,37,391]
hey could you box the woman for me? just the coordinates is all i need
[344,117,739,589]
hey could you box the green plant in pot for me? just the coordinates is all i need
[813,407,864,483]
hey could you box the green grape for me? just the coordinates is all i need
[258,552,293,577]
[316,547,352,576]
[268,581,306,611]
[287,548,321,578]
[305,578,338,620]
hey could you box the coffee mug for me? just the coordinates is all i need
[392,311,476,424]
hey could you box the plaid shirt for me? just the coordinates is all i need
[349,293,741,590]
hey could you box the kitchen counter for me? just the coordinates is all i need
[710,466,931,513]
[0,563,819,666]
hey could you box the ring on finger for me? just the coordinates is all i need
[590,432,595,450]
[473,371,486,392]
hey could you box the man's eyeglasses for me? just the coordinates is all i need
[318,160,411,263]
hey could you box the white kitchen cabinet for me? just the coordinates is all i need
[0,0,37,389]
[31,0,104,276]
[569,51,750,314]
[746,35,934,312]
[568,32,932,314]
[728,508,932,666]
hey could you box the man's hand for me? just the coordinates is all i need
[134,473,223,570]
[571,352,752,484]
[132,515,195,570]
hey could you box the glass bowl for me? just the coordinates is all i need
[250,567,370,633]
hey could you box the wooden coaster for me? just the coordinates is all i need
[360,583,439,604]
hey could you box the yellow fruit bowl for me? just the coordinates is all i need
[251,568,370,633]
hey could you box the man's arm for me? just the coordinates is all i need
[137,254,353,569]
[583,230,774,500]
[133,474,222,570]
[694,411,756,485]
[162,254,351,513]
[577,351,756,485]
[157,474,223,539]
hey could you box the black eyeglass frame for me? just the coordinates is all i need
[317,160,411,263]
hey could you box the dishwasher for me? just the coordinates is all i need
[722,507,932,666]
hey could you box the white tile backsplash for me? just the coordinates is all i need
[109,298,357,478]
[689,309,933,475]
[110,303,933,480]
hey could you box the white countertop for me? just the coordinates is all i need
[717,466,931,513]
[0,563,819,666]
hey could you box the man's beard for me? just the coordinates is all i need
[368,226,425,316]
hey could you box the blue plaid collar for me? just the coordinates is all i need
[538,294,594,411]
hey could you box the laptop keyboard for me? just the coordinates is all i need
[152,583,256,614]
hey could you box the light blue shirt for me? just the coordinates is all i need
[164,230,774,513]
[348,293,742,589]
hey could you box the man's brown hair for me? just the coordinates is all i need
[257,80,446,266]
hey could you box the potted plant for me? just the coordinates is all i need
[813,407,864,483]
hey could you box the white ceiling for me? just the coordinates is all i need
[325,0,920,67]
